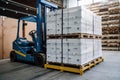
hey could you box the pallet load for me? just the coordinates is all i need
[47,7,97,35]
[87,0,120,51]
[45,6,103,75]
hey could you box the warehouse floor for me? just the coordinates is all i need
[0,51,120,80]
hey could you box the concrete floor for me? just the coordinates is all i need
[0,51,120,80]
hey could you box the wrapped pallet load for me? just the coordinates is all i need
[45,6,103,75]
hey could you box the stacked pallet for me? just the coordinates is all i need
[106,1,120,50]
[45,6,103,75]
[87,1,120,51]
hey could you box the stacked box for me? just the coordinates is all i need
[94,14,102,35]
[47,6,102,65]
[68,7,93,34]
[47,38,102,65]
[47,6,101,35]
[63,39,88,65]
[86,39,94,62]
[56,39,62,63]
[47,11,56,35]
[94,39,102,59]
[47,39,56,62]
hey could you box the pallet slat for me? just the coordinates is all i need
[47,33,102,39]
[102,47,120,51]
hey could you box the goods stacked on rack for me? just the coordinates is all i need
[45,6,103,75]
[87,1,120,51]
[47,0,63,8]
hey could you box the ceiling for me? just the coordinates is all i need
[0,0,62,19]
[12,0,36,7]
[0,0,37,19]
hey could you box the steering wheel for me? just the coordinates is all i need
[29,30,36,35]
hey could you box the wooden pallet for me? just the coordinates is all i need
[102,27,119,34]
[102,39,120,43]
[102,24,108,27]
[109,14,120,20]
[97,11,108,15]
[102,17,109,21]
[102,40,108,43]
[102,44,120,47]
[109,9,120,14]
[102,49,120,51]
[102,21,109,25]
[109,24,120,27]
[101,15,109,19]
[102,48,120,51]
[102,42,108,45]
[108,2,120,7]
[44,57,104,75]
[102,31,119,35]
[93,35,102,39]
[102,46,120,51]
[62,33,94,39]
[108,20,120,24]
[88,1,120,14]
[109,7,120,11]
[47,33,102,39]
[107,43,120,47]
[47,34,61,39]
[99,8,108,12]
[102,34,120,39]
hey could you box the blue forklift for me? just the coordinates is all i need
[10,0,58,66]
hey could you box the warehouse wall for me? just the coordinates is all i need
[3,18,18,58]
[0,17,36,59]
[0,18,3,59]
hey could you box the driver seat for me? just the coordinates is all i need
[16,38,35,47]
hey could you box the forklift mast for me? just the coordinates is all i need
[36,0,58,53]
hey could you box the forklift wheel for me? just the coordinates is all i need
[34,54,45,67]
[10,51,17,62]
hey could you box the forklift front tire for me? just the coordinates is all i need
[10,51,17,62]
[34,54,45,67]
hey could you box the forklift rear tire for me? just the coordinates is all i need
[10,51,17,62]
[34,54,45,67]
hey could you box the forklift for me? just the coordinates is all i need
[10,0,58,66]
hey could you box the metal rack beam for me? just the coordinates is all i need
[0,0,36,18]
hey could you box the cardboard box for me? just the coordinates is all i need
[47,54,56,62]
[68,54,87,65]
[93,39,102,59]
[46,6,102,65]
[47,6,101,35]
